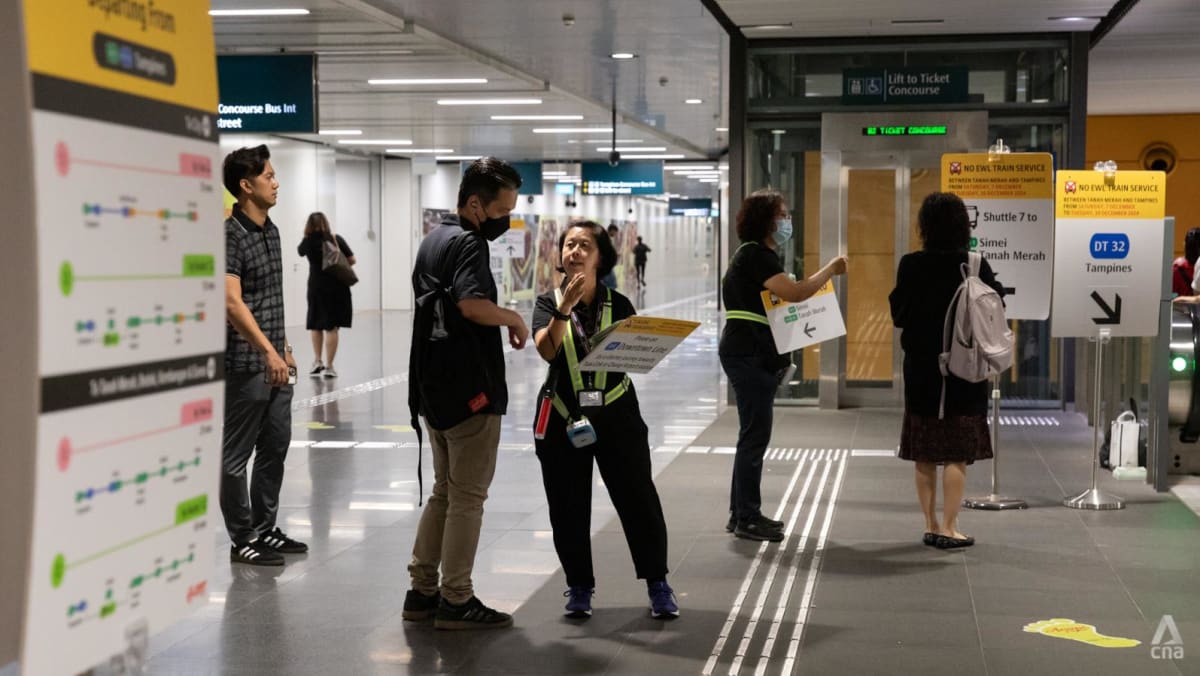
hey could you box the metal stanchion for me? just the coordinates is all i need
[1064,327,1125,510]
[964,376,1028,510]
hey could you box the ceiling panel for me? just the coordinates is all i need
[1088,0,1200,114]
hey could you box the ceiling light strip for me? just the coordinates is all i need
[437,98,542,106]
[209,9,310,17]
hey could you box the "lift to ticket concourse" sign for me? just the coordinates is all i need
[1050,170,1167,338]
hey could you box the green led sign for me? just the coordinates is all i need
[1173,356,1189,373]
[862,125,949,137]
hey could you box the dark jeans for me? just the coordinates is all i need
[635,261,646,284]
[220,372,293,545]
[534,395,668,588]
[720,355,780,523]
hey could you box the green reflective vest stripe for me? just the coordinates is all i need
[726,310,769,326]
[551,286,625,418]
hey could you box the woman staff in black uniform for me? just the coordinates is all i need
[720,189,847,542]
[530,220,678,621]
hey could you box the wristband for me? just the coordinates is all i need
[551,308,571,321]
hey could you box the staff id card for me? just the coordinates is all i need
[760,281,847,353]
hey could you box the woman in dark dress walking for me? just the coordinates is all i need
[889,192,1004,550]
[298,212,355,378]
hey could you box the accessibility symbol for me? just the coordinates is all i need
[866,78,883,95]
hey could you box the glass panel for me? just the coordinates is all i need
[846,169,896,387]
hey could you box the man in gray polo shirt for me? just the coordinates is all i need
[221,144,306,566]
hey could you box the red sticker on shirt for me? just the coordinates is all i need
[468,392,490,412]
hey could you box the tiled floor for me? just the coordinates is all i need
[146,273,1200,675]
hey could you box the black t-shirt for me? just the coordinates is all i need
[412,215,506,416]
[719,241,783,360]
[532,286,637,409]
[633,243,651,264]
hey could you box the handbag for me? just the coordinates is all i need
[321,236,358,286]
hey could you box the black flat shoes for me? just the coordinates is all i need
[922,532,938,546]
[935,534,975,549]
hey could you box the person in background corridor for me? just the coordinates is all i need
[633,236,651,287]
[297,212,356,378]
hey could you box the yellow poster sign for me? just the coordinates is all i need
[942,153,1054,199]
[23,0,218,112]
[1056,170,1167,220]
[615,316,701,338]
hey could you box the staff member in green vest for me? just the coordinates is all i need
[530,221,678,621]
[720,189,847,541]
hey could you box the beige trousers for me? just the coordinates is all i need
[408,414,501,604]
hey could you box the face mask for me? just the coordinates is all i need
[470,201,511,241]
[772,218,793,247]
[479,214,510,241]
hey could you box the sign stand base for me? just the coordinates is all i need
[1064,328,1124,510]
[966,380,1028,511]
[1063,486,1125,511]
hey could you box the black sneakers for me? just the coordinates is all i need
[434,596,513,630]
[734,515,785,542]
[728,513,783,534]
[402,589,441,621]
[260,528,308,554]
[230,540,284,566]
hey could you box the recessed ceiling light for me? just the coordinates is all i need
[1049,16,1102,21]
[617,154,686,160]
[543,171,568,176]
[386,149,454,154]
[610,53,637,60]
[698,178,720,183]
[1031,98,1050,103]
[532,127,613,134]
[586,139,642,144]
[742,23,792,30]
[667,165,715,170]
[771,129,787,135]
[491,115,584,121]
[369,78,488,85]
[209,8,310,17]
[436,98,542,106]
[318,129,362,136]
[715,127,729,132]
[891,19,944,25]
[337,139,413,146]
[685,98,703,105]
[436,155,484,161]
[598,147,667,152]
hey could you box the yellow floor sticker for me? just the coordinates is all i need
[1023,618,1141,648]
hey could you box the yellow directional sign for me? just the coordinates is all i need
[296,422,335,430]
[373,425,414,433]
[1023,618,1140,648]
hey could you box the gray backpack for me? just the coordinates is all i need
[938,252,1014,418]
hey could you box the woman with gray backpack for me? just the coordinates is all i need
[889,192,1008,550]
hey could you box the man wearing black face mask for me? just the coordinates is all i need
[404,156,529,630]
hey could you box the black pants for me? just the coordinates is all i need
[635,261,646,284]
[534,394,668,588]
[220,371,293,545]
[720,355,779,523]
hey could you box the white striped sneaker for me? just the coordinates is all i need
[230,540,284,566]
[260,527,308,554]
